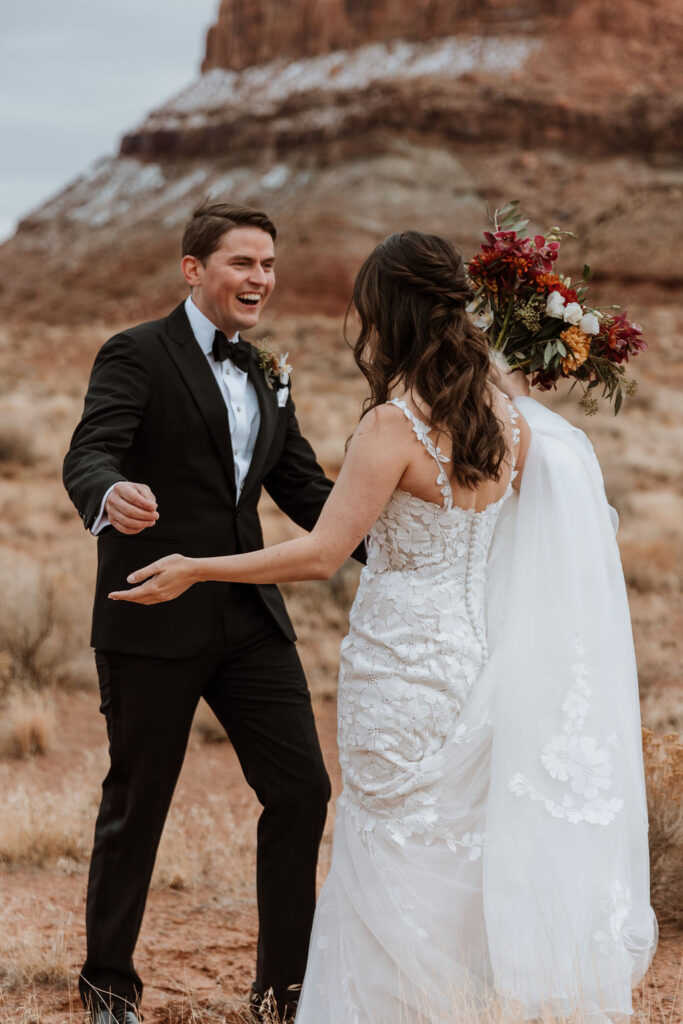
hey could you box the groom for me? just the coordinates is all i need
[63,201,357,1024]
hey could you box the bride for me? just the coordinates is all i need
[111,231,656,1022]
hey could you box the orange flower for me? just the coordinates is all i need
[536,272,578,304]
[560,326,591,374]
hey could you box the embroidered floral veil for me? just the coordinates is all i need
[483,397,656,1016]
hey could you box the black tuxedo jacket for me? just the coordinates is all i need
[63,302,353,658]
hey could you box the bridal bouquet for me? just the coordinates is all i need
[467,201,646,414]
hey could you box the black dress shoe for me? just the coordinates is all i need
[88,1005,140,1024]
[248,982,301,1022]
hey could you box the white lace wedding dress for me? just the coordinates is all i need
[295,397,656,1024]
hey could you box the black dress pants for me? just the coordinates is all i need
[79,585,331,1012]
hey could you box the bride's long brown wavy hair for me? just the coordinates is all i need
[348,231,507,489]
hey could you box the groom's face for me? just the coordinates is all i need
[183,226,276,334]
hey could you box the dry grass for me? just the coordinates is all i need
[0,689,56,758]
[0,900,71,992]
[152,795,257,895]
[0,774,96,869]
[642,729,683,927]
[0,754,257,900]
[622,534,683,595]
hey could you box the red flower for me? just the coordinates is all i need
[534,235,560,272]
[470,230,542,289]
[596,311,647,364]
[531,368,558,391]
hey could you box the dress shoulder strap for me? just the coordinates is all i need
[506,399,521,481]
[389,398,453,509]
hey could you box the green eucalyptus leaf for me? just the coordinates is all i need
[497,200,520,218]
[614,389,623,415]
[557,340,567,356]
[583,264,593,281]
[534,320,561,341]
[530,349,545,371]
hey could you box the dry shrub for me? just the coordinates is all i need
[0,755,101,868]
[0,689,56,758]
[622,535,683,594]
[0,422,36,470]
[192,701,229,744]
[0,900,71,991]
[642,728,683,926]
[0,552,90,700]
[640,687,683,736]
[0,391,81,474]
[0,572,59,696]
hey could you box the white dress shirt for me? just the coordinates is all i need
[91,295,261,534]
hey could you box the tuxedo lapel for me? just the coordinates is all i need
[240,345,278,504]
[161,303,237,499]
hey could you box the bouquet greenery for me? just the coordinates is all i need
[467,201,646,414]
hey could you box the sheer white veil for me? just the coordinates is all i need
[483,397,656,1017]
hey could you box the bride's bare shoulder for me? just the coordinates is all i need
[354,402,411,436]
[346,405,411,458]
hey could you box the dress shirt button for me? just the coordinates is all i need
[236,405,242,412]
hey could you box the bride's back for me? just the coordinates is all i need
[350,230,528,514]
[393,385,528,513]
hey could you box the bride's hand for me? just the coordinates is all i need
[108,553,197,604]
[489,364,531,399]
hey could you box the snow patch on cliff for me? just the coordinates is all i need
[146,35,539,128]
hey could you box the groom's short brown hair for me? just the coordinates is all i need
[182,200,277,265]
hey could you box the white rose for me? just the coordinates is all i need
[546,291,566,319]
[467,300,493,331]
[579,312,600,335]
[563,302,583,325]
[278,352,292,386]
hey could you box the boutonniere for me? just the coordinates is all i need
[257,346,293,390]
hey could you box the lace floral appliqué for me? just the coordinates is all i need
[508,635,624,825]
[593,880,633,954]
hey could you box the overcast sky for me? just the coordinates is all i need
[0,0,219,241]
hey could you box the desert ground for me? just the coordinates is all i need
[0,299,681,1023]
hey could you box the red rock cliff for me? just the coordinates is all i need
[202,0,570,71]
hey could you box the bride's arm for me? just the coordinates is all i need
[109,406,409,605]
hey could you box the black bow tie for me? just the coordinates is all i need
[212,330,251,373]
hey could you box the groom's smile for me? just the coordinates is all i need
[181,225,276,335]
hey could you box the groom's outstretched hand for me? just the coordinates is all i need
[106,481,159,534]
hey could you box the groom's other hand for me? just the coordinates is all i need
[106,481,159,534]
